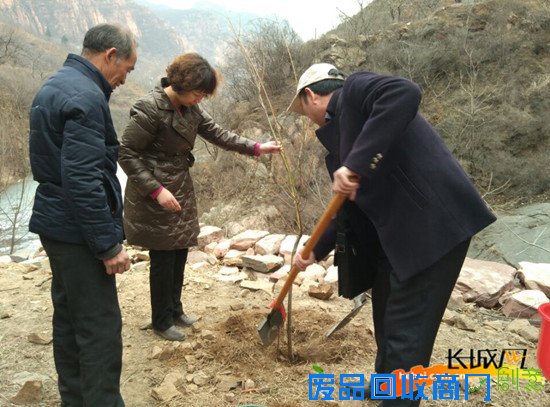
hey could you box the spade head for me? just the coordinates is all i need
[258,308,285,346]
[325,297,368,338]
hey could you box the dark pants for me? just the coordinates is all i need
[149,248,189,331]
[371,239,470,407]
[40,236,124,407]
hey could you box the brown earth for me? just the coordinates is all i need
[0,256,549,407]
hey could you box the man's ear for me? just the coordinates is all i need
[105,47,117,62]
[304,87,316,104]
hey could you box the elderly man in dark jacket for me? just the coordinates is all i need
[290,63,496,406]
[29,24,136,406]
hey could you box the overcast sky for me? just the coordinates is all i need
[142,0,366,40]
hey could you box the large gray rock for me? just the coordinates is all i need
[455,258,516,308]
[468,203,550,267]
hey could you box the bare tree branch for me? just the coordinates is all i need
[504,223,550,254]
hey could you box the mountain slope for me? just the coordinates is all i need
[148,6,258,64]
[0,0,187,85]
[0,0,267,84]
[312,0,550,202]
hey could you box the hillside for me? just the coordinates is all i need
[0,0,189,85]
[141,1,260,64]
[315,0,550,204]
[177,0,548,247]
[0,22,148,201]
[0,22,67,187]
[0,0,267,86]
[0,0,548,242]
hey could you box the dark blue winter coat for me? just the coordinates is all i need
[29,54,123,259]
[314,72,496,281]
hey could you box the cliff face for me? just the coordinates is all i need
[0,0,266,85]
[1,0,134,39]
[0,0,187,85]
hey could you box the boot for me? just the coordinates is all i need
[153,326,185,341]
[174,312,198,327]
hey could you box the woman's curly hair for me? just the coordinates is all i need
[166,53,219,95]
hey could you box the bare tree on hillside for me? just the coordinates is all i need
[0,28,22,65]
[387,0,413,22]
[222,19,301,102]
[337,0,370,41]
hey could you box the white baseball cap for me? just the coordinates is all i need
[287,63,346,115]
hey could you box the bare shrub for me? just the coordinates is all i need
[0,27,22,64]
[221,18,303,103]
[336,0,372,42]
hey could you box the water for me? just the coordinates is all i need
[0,175,38,255]
[0,166,129,256]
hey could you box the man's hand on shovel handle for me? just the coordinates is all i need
[333,166,360,201]
[293,247,316,271]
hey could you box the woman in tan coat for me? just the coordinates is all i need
[119,53,280,341]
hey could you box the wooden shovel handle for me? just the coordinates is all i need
[271,193,346,310]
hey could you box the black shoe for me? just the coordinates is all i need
[174,312,198,327]
[341,378,371,400]
[153,326,185,341]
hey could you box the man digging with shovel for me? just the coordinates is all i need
[288,63,496,406]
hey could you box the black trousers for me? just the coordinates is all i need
[40,236,124,407]
[148,248,189,331]
[371,239,471,407]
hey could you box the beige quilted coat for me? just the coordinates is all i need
[119,78,256,250]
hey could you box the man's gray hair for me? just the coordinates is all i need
[82,24,136,60]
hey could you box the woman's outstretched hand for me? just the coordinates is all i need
[259,140,282,155]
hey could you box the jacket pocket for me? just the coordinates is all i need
[390,165,428,210]
[103,175,121,216]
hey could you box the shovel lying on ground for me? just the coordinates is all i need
[325,292,371,338]
[258,193,347,346]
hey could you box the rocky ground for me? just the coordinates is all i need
[1,229,550,407]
